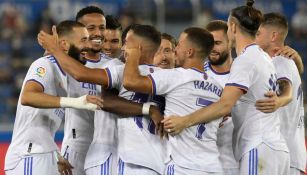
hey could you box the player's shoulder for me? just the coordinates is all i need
[272,55,294,65]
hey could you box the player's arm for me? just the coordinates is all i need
[275,46,304,74]
[123,47,152,94]
[21,81,102,110]
[255,79,292,113]
[163,86,243,135]
[37,27,108,86]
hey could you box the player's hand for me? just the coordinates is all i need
[37,25,60,54]
[57,154,73,175]
[255,91,280,113]
[162,115,188,136]
[275,46,300,60]
[124,45,142,61]
[85,95,103,110]
[149,106,166,139]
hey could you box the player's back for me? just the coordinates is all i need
[273,56,306,171]
[5,55,66,170]
[226,44,288,160]
[149,67,224,172]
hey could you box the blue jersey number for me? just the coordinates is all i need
[195,98,213,140]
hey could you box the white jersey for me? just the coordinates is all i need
[84,58,123,169]
[149,67,224,172]
[5,55,67,170]
[204,61,239,170]
[273,56,306,171]
[61,53,113,154]
[225,44,288,160]
[104,64,166,174]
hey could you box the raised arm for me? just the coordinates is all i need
[275,46,304,75]
[123,47,153,94]
[163,86,243,135]
[38,27,109,86]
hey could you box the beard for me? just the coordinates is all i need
[68,44,87,65]
[208,50,229,66]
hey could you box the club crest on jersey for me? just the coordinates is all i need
[35,67,46,77]
[149,67,154,73]
[203,72,208,80]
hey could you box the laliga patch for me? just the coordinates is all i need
[35,67,46,77]
[149,67,154,73]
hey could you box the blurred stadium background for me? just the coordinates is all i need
[0,0,306,174]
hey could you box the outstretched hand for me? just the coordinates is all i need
[162,115,188,136]
[57,153,74,175]
[85,95,103,110]
[149,106,166,139]
[275,46,299,59]
[37,25,59,54]
[255,91,280,113]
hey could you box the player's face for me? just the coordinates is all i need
[227,17,236,49]
[102,29,122,58]
[78,13,106,53]
[174,33,189,67]
[153,39,175,69]
[255,25,271,51]
[208,30,230,66]
[68,27,90,63]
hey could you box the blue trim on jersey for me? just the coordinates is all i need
[277,77,292,85]
[86,59,101,63]
[190,67,205,74]
[140,64,156,67]
[30,157,33,175]
[47,56,66,76]
[24,158,26,175]
[26,79,45,92]
[148,74,157,95]
[225,83,248,93]
[105,68,113,89]
[249,149,258,175]
[207,62,230,75]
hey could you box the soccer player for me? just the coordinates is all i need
[153,33,176,69]
[204,20,238,175]
[102,15,123,58]
[123,27,225,175]
[255,12,306,175]
[162,1,290,174]
[5,20,102,175]
[38,24,166,175]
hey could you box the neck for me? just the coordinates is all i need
[210,55,233,73]
[265,42,285,57]
[85,51,100,61]
[235,34,256,55]
[139,56,153,65]
[182,57,204,71]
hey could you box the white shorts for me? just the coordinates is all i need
[85,155,112,175]
[164,160,224,175]
[239,143,290,175]
[290,167,305,175]
[61,145,86,175]
[5,152,59,175]
[118,158,160,175]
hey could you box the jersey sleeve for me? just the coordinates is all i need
[104,64,124,90]
[148,68,182,96]
[225,56,255,93]
[272,56,293,84]
[24,59,54,92]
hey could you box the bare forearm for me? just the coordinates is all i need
[21,91,60,108]
[277,80,292,107]
[293,55,304,75]
[102,95,143,116]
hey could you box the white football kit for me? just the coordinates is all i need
[84,58,123,175]
[61,53,113,175]
[5,55,67,175]
[148,67,224,175]
[105,64,166,175]
[225,44,289,174]
[273,56,306,174]
[204,61,239,175]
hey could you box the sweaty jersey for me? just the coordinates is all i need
[5,55,67,170]
[273,56,306,171]
[104,64,166,174]
[149,67,224,172]
[204,61,239,170]
[61,53,113,155]
[84,58,123,169]
[225,44,288,160]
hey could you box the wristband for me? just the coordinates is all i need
[60,95,97,111]
[142,102,157,115]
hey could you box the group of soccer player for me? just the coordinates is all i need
[4,0,306,174]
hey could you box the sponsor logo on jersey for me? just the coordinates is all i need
[35,67,46,77]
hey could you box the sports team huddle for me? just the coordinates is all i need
[4,0,306,174]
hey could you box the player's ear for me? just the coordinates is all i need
[187,48,194,58]
[271,31,277,42]
[59,39,70,52]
